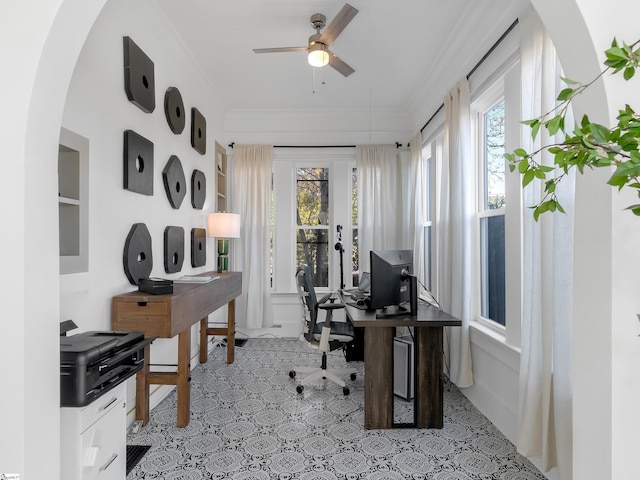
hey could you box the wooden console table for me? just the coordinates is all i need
[112,271,242,427]
[343,301,461,429]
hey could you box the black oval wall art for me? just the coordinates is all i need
[190,107,206,155]
[191,169,206,209]
[123,223,153,285]
[164,87,185,134]
[162,155,187,209]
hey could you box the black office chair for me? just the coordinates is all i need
[290,265,357,395]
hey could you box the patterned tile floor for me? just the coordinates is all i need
[127,338,546,479]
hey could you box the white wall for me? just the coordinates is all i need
[60,0,228,416]
[3,0,640,478]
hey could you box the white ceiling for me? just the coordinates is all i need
[155,0,528,121]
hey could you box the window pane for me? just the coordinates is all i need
[484,101,506,210]
[424,225,431,291]
[296,167,329,226]
[480,215,506,325]
[296,228,329,287]
[352,167,359,287]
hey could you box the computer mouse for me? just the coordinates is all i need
[356,299,366,306]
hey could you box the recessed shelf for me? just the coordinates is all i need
[59,128,89,275]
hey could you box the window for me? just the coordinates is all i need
[422,144,433,291]
[351,166,359,287]
[477,98,506,326]
[296,167,330,288]
[271,150,356,294]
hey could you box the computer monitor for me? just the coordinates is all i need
[369,249,417,316]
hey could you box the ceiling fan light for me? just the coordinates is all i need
[308,44,329,67]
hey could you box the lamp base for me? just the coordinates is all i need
[217,238,229,272]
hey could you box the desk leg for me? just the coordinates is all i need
[227,299,235,364]
[199,318,208,364]
[415,326,443,428]
[135,344,150,425]
[176,328,191,428]
[364,325,394,429]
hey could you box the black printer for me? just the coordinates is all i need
[60,322,154,407]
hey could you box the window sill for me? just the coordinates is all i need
[470,320,520,370]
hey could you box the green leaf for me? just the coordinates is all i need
[518,159,529,174]
[591,123,611,144]
[557,88,575,101]
[531,121,541,140]
[514,148,528,158]
[560,76,579,85]
[523,170,535,187]
[546,115,564,136]
[624,66,636,80]
[626,204,640,216]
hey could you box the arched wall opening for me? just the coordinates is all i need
[7,0,637,478]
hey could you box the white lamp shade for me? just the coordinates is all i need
[308,44,329,67]
[207,212,240,238]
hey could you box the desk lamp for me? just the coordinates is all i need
[207,212,240,272]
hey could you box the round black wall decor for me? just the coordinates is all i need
[123,223,153,285]
[164,87,185,134]
[191,169,206,209]
[162,155,187,209]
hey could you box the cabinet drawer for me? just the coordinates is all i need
[114,300,168,319]
[80,395,126,480]
[80,382,126,432]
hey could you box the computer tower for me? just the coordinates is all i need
[393,335,414,400]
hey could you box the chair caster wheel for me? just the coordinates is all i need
[343,387,350,396]
[296,385,304,394]
[289,371,296,379]
[350,373,357,381]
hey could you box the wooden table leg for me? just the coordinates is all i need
[176,328,191,428]
[199,318,208,364]
[135,344,150,425]
[226,299,235,364]
[415,326,444,428]
[364,325,394,429]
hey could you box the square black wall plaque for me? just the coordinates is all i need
[124,130,154,195]
[191,108,206,155]
[191,228,206,267]
[123,36,155,113]
[164,226,184,273]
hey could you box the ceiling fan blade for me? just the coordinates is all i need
[253,46,307,54]
[328,50,355,77]
[319,3,359,46]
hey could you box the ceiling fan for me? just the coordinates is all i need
[253,3,359,77]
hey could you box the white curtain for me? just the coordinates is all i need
[405,132,427,284]
[356,144,403,272]
[439,79,474,388]
[517,11,574,478]
[231,145,274,329]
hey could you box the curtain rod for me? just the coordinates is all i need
[420,18,519,134]
[228,142,404,149]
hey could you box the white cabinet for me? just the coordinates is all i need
[61,382,126,480]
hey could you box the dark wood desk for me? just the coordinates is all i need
[343,301,461,429]
[112,271,242,427]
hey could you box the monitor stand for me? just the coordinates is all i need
[376,303,413,318]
